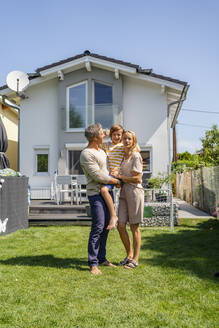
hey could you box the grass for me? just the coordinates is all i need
[0,219,219,328]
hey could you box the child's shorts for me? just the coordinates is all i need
[103,175,114,190]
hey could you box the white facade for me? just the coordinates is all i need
[123,76,168,175]
[20,74,170,190]
[20,79,59,188]
[1,52,188,197]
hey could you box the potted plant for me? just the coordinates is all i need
[148,172,175,202]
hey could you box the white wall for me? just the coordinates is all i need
[20,73,170,190]
[20,79,59,188]
[123,76,169,176]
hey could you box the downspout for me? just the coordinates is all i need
[0,95,21,172]
[167,85,189,177]
[173,126,177,162]
[17,108,21,172]
[167,100,182,178]
[167,85,189,230]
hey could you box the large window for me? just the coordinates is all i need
[68,150,84,175]
[141,150,151,172]
[67,82,87,129]
[94,82,113,129]
[66,80,120,130]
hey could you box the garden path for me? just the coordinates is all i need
[175,198,215,219]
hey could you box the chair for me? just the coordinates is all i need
[55,175,76,205]
[74,175,87,205]
[50,171,58,200]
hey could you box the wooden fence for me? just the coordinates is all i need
[175,166,219,217]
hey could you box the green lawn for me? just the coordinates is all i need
[0,219,219,328]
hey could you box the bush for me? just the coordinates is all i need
[148,172,175,189]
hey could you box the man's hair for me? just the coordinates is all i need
[85,123,102,142]
[110,124,124,137]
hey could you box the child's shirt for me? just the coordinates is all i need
[102,141,125,172]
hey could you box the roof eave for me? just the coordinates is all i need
[38,55,137,77]
[0,52,188,95]
[171,84,190,128]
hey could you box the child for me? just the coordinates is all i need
[100,124,125,230]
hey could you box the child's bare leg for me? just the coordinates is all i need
[100,186,118,230]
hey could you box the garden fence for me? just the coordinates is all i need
[176,166,219,217]
[114,188,178,229]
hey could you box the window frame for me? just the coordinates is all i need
[140,147,152,173]
[92,79,113,127]
[34,146,50,176]
[66,80,88,132]
[66,143,87,175]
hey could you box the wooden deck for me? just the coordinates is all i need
[29,199,91,226]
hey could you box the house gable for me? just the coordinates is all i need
[0,51,189,128]
[58,66,123,150]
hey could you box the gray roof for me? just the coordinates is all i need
[0,50,188,90]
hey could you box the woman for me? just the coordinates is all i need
[113,130,144,269]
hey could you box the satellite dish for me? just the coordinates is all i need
[6,71,29,93]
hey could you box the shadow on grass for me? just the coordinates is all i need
[178,218,219,229]
[141,219,219,282]
[0,255,89,271]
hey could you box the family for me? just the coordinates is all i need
[80,123,144,275]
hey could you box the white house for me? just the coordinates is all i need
[0,50,189,198]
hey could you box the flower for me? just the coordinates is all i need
[0,168,22,177]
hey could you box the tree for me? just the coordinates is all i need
[173,125,219,172]
[69,105,83,128]
[172,152,204,172]
[200,124,219,166]
[177,151,193,161]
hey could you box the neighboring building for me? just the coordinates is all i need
[0,51,189,198]
[0,100,18,170]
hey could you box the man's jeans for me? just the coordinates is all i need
[88,192,113,267]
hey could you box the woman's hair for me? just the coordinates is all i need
[110,124,124,137]
[122,130,138,158]
[85,123,102,142]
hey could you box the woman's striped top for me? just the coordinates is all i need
[102,141,125,171]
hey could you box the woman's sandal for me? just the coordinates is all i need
[124,260,138,269]
[119,257,131,266]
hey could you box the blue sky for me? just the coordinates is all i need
[0,0,218,153]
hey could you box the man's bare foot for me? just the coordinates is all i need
[90,266,102,275]
[99,260,117,267]
[107,215,118,230]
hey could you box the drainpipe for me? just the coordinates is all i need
[1,96,21,172]
[167,87,188,230]
[167,100,182,178]
[173,126,177,162]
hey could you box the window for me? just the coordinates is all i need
[68,150,84,175]
[66,80,120,131]
[34,147,49,175]
[94,82,113,128]
[37,154,48,172]
[67,81,87,129]
[140,150,151,172]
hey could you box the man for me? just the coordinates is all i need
[80,123,120,275]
